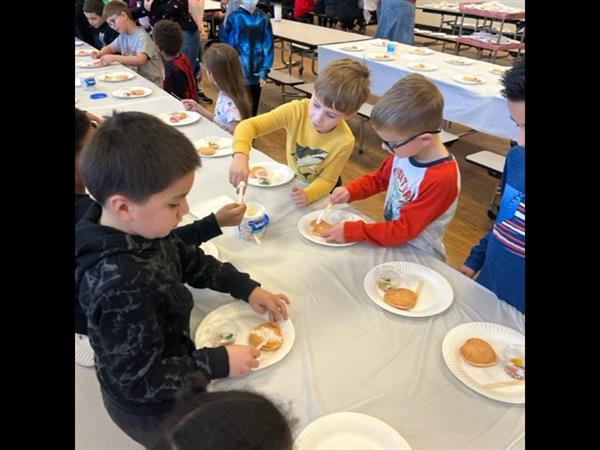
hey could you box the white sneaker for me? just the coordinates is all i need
[75,333,95,367]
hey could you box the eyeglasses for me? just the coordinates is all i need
[382,129,442,154]
[107,14,120,27]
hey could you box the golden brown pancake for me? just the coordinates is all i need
[129,89,145,96]
[460,338,497,367]
[169,112,188,123]
[309,219,333,237]
[197,146,216,156]
[249,166,268,178]
[249,322,283,351]
[383,288,418,310]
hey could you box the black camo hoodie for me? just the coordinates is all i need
[75,203,260,414]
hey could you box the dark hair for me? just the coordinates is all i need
[83,0,104,15]
[151,373,293,450]
[153,20,183,57]
[75,108,91,154]
[501,57,525,102]
[80,111,200,205]
[102,0,132,20]
[204,43,252,120]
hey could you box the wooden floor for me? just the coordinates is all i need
[199,27,515,269]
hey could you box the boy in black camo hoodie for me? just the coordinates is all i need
[75,111,291,447]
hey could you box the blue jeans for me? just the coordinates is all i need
[182,29,201,77]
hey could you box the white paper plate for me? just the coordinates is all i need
[76,59,104,68]
[407,62,438,71]
[75,48,94,57]
[297,209,362,247]
[112,86,153,99]
[75,39,83,46]
[295,412,412,450]
[446,57,475,66]
[453,74,486,85]
[442,322,525,404]
[489,66,509,76]
[75,77,81,87]
[158,111,201,126]
[98,71,136,82]
[247,162,294,187]
[370,39,389,47]
[194,302,295,370]
[366,53,396,62]
[199,241,219,259]
[341,44,364,51]
[363,261,453,317]
[194,136,234,158]
[408,47,434,55]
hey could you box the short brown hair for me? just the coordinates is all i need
[83,0,105,15]
[80,111,200,205]
[102,0,132,20]
[371,74,444,134]
[153,20,183,57]
[314,58,371,115]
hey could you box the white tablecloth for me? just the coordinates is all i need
[318,40,519,141]
[75,40,524,450]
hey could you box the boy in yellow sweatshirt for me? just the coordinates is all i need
[228,58,371,207]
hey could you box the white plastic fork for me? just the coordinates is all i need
[237,180,246,204]
[316,202,333,225]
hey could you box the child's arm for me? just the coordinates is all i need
[100,52,148,67]
[173,213,223,245]
[229,102,298,187]
[334,164,459,246]
[461,231,491,277]
[181,99,214,121]
[91,44,116,59]
[346,155,394,201]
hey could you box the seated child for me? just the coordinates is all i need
[182,43,252,134]
[323,74,460,261]
[91,0,164,87]
[152,19,199,101]
[228,58,371,207]
[75,111,290,446]
[82,0,119,49]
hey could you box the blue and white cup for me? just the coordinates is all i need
[237,202,270,241]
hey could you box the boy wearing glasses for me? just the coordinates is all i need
[90,1,163,87]
[324,74,460,261]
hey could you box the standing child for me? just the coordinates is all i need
[91,0,164,87]
[220,0,274,116]
[152,19,199,101]
[323,74,460,261]
[460,58,525,313]
[228,58,371,207]
[76,111,290,447]
[82,0,119,49]
[181,43,252,134]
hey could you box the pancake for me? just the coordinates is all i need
[460,338,498,367]
[249,322,283,351]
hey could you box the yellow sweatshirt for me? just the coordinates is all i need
[232,99,355,204]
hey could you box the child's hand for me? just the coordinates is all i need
[322,223,346,244]
[249,287,290,323]
[259,78,266,88]
[215,203,246,227]
[229,153,249,188]
[459,264,476,278]
[181,99,201,112]
[330,187,350,204]
[99,54,115,65]
[90,50,99,59]
[225,344,260,378]
[291,187,308,207]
